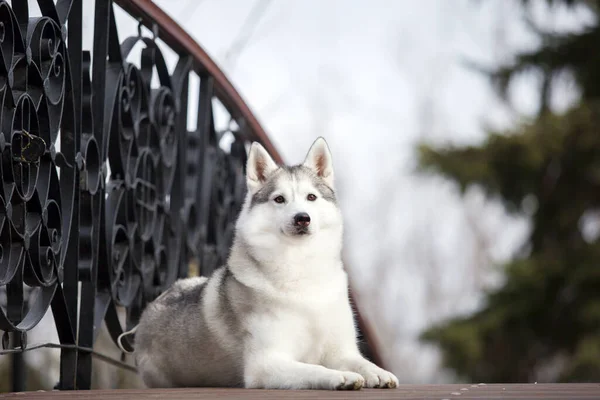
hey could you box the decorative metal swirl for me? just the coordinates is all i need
[0,0,75,341]
[0,0,280,391]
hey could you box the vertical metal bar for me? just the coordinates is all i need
[53,0,83,390]
[7,266,25,391]
[65,0,83,323]
[77,281,94,390]
[51,285,77,389]
[73,0,111,390]
[10,333,25,392]
[11,354,25,392]
[196,75,214,276]
[176,62,190,279]
[197,75,214,174]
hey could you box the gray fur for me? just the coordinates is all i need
[250,175,279,207]
[134,275,244,387]
[251,166,336,208]
[161,280,206,308]
[218,266,248,334]
[285,165,336,203]
[313,180,336,203]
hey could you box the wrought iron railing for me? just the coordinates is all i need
[0,0,379,392]
[0,0,282,390]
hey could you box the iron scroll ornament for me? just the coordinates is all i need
[0,0,76,340]
[0,0,255,390]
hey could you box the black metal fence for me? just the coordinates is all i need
[0,0,278,391]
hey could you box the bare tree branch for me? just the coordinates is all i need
[223,0,273,71]
[180,0,207,25]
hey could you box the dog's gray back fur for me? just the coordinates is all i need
[135,267,255,387]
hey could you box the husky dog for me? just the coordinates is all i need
[131,138,399,390]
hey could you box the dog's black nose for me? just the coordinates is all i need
[294,212,311,227]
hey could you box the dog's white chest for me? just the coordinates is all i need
[263,292,343,364]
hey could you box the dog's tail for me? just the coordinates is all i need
[117,325,138,354]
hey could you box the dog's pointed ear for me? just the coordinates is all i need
[246,142,278,192]
[303,137,334,188]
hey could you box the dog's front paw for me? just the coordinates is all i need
[334,371,364,390]
[358,366,399,389]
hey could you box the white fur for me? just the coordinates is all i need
[246,141,279,193]
[132,137,399,390]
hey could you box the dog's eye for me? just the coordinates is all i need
[307,194,317,201]
[274,195,285,204]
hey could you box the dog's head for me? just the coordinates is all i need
[239,137,341,241]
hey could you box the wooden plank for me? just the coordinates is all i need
[1,384,599,399]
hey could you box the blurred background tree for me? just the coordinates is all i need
[419,0,600,382]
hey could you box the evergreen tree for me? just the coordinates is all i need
[419,0,600,382]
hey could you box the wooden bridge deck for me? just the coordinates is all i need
[0,384,598,399]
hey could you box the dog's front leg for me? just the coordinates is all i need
[244,353,364,390]
[322,295,399,388]
[322,311,399,388]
